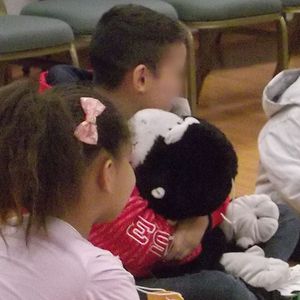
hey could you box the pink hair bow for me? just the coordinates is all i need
[74,97,106,145]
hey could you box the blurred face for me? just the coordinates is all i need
[142,42,187,111]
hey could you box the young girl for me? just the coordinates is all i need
[0,81,139,300]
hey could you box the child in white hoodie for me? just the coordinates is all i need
[256,69,300,261]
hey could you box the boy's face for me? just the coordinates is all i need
[142,43,187,111]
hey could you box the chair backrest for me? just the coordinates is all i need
[0,0,7,16]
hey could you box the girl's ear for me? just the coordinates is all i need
[98,158,116,194]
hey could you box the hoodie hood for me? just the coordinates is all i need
[263,69,300,119]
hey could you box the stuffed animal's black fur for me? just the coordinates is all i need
[135,118,238,220]
[134,117,238,272]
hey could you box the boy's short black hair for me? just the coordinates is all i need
[90,4,187,89]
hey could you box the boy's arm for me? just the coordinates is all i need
[165,198,230,261]
[259,118,300,213]
[164,215,209,261]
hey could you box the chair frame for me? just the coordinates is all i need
[15,2,289,113]
[0,0,79,85]
[17,0,198,112]
[284,5,300,13]
[183,13,289,106]
[68,14,289,114]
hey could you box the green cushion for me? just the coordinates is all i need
[0,15,74,54]
[163,0,282,22]
[281,0,300,7]
[21,0,178,35]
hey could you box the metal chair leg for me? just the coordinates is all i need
[180,22,197,115]
[274,16,289,76]
[69,43,80,68]
[196,30,218,103]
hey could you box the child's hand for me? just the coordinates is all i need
[164,215,209,261]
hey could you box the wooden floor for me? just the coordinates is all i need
[197,30,300,196]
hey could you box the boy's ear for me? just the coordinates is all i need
[132,64,152,93]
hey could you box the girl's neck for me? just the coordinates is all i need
[62,205,94,238]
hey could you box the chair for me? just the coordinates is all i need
[164,0,289,102]
[0,0,79,85]
[20,0,198,113]
[281,0,300,55]
[282,0,300,13]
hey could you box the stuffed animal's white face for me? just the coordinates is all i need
[129,109,199,168]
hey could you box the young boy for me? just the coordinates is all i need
[256,69,300,261]
[40,5,263,300]
[40,5,206,262]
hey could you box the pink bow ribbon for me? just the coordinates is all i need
[74,97,106,145]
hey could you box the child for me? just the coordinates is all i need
[40,4,200,262]
[0,81,139,300]
[256,69,300,261]
[39,5,262,300]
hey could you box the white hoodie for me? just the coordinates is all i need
[256,69,300,214]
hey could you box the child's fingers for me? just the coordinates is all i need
[164,239,177,260]
[164,237,192,261]
[164,240,181,261]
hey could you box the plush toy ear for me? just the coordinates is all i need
[129,109,184,168]
[164,117,199,145]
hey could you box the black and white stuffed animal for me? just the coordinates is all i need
[129,109,287,292]
[130,109,238,221]
[130,108,238,274]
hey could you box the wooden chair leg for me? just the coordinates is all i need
[0,64,5,85]
[22,63,31,77]
[274,16,289,76]
[0,63,10,86]
[215,31,225,67]
[283,11,300,57]
[196,30,218,104]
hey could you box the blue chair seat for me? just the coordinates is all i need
[0,15,74,54]
[21,0,178,35]
[163,0,282,22]
[280,0,300,7]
